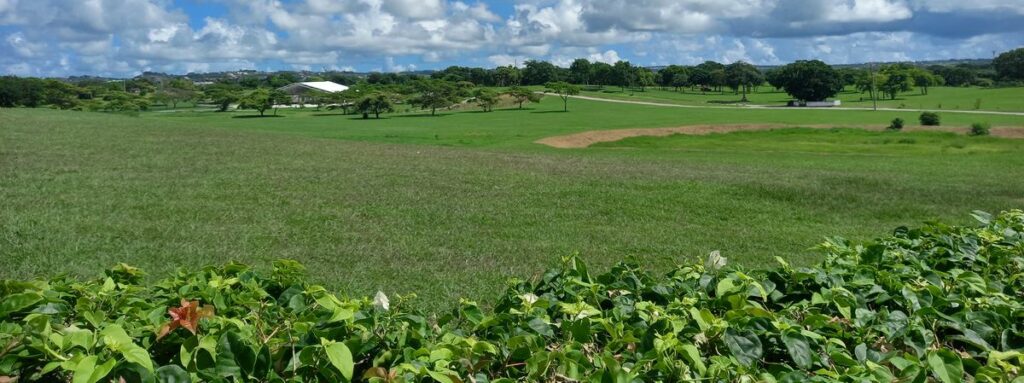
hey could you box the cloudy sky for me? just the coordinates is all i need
[1,0,1023,77]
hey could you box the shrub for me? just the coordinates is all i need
[970,122,991,136]
[1,211,1023,382]
[919,111,941,126]
[887,117,904,130]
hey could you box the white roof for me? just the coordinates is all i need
[297,81,349,93]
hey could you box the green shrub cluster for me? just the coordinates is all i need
[920,112,941,126]
[971,122,992,136]
[888,117,905,131]
[2,211,1024,382]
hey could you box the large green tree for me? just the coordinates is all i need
[657,65,690,91]
[994,48,1024,81]
[356,92,394,119]
[569,58,592,85]
[410,79,459,116]
[777,60,843,102]
[612,61,635,90]
[238,88,274,116]
[522,60,559,85]
[879,65,915,100]
[506,86,542,109]
[724,61,763,101]
[473,88,499,112]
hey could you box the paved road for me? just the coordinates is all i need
[566,94,1024,117]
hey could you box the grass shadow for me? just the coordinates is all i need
[393,113,451,118]
[232,115,285,119]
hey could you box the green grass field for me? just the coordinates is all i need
[581,86,1024,112]
[3,91,1024,310]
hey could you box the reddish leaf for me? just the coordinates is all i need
[157,299,214,340]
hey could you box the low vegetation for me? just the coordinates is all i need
[920,112,941,126]
[971,122,992,136]
[1,211,1022,382]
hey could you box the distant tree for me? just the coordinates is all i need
[879,66,914,100]
[635,68,656,91]
[356,92,394,119]
[764,69,786,91]
[206,85,241,112]
[855,71,886,101]
[929,65,976,87]
[658,65,689,91]
[724,61,763,101]
[42,80,82,109]
[694,61,726,91]
[546,81,580,112]
[569,58,592,85]
[994,48,1024,81]
[835,68,861,87]
[777,60,844,102]
[473,88,499,112]
[709,69,727,92]
[507,86,542,109]
[910,68,941,95]
[612,61,635,90]
[590,62,614,86]
[410,79,459,116]
[270,89,290,115]
[238,88,274,116]
[522,60,559,85]
[155,87,198,109]
[494,65,521,87]
[325,89,358,114]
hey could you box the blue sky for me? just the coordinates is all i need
[1,0,1023,77]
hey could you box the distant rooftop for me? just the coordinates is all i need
[294,81,349,93]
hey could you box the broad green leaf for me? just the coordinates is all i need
[156,365,192,383]
[72,356,115,383]
[99,324,133,351]
[781,331,813,369]
[72,355,98,383]
[123,345,154,372]
[427,370,455,383]
[324,341,354,380]
[927,349,963,383]
[724,328,762,367]
[680,343,706,375]
[527,317,554,337]
[0,292,43,318]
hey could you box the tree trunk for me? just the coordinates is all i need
[562,97,568,112]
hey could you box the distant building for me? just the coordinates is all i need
[277,81,350,104]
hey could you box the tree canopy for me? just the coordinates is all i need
[994,48,1024,81]
[776,60,843,102]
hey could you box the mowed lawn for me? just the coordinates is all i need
[580,86,1024,112]
[3,97,1024,310]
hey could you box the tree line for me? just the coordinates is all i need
[2,48,1021,111]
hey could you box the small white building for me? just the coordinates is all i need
[277,81,350,104]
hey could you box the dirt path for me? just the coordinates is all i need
[535,124,1024,149]
[566,94,1024,117]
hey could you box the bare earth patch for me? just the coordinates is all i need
[535,124,1024,148]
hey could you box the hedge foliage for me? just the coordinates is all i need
[2,211,1023,382]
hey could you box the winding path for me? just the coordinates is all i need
[566,94,1024,117]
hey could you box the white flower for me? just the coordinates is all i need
[373,291,390,311]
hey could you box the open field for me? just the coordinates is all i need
[3,94,1024,310]
[580,86,1024,112]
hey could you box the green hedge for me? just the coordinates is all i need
[2,211,1023,382]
